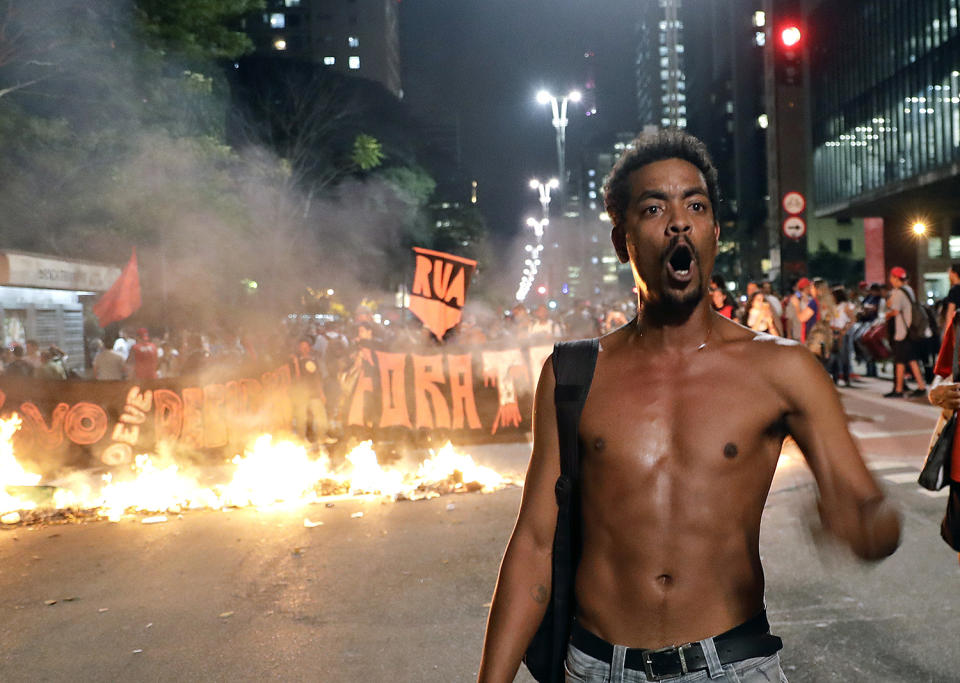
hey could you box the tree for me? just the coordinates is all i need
[134,0,263,62]
[351,134,384,172]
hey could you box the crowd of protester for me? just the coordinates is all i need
[2,263,953,409]
[708,268,946,398]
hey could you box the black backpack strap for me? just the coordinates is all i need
[546,338,599,681]
[552,338,600,482]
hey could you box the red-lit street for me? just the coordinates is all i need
[0,377,956,682]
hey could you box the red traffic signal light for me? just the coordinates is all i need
[780,25,802,48]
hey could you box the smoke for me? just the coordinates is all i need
[0,0,430,335]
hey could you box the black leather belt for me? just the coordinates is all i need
[570,611,783,681]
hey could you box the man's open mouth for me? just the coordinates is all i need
[666,243,695,283]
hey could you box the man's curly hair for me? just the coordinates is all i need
[603,129,720,229]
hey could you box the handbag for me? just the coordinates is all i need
[919,316,960,491]
[523,338,598,683]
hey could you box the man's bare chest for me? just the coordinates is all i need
[577,354,787,478]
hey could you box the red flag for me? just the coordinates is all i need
[93,248,142,327]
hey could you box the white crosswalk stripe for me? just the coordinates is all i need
[883,472,923,484]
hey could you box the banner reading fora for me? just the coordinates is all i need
[408,248,477,341]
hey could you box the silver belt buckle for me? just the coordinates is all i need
[642,642,690,681]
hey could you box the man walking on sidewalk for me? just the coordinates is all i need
[884,266,928,398]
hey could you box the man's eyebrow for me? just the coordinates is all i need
[633,187,708,202]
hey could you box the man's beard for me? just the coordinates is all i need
[647,282,704,323]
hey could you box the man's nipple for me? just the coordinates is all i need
[593,438,605,451]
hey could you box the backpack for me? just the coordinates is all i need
[901,287,930,341]
[522,338,598,683]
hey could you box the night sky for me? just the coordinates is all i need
[400,0,642,242]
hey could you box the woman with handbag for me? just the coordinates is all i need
[926,314,960,556]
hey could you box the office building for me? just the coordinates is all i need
[246,0,402,98]
[808,0,960,298]
[636,0,688,131]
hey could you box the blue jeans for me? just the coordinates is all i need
[564,640,788,683]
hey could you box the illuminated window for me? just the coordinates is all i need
[753,11,766,27]
[284,0,300,5]
[269,13,285,28]
[348,36,360,48]
[755,31,766,46]
[323,56,335,65]
[348,56,360,69]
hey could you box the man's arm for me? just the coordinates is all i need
[478,357,562,682]
[778,346,901,559]
[792,296,815,324]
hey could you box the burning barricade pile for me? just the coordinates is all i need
[0,414,513,525]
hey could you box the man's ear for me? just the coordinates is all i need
[611,226,629,264]
[714,221,720,242]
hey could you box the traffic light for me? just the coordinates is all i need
[776,22,803,86]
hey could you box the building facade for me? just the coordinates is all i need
[636,0,689,131]
[808,0,960,299]
[246,0,402,98]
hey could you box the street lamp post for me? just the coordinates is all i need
[536,89,581,213]
[529,177,559,221]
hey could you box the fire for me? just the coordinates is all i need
[0,414,515,523]
[0,415,42,514]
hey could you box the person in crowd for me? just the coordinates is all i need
[178,333,209,376]
[127,328,159,381]
[604,309,629,333]
[506,303,531,339]
[480,129,899,683]
[829,287,856,386]
[90,338,125,380]
[112,328,133,361]
[37,347,67,380]
[4,344,33,377]
[157,341,179,378]
[885,266,928,398]
[709,274,735,318]
[291,338,327,442]
[761,281,781,312]
[529,304,563,339]
[746,291,780,335]
[944,263,960,330]
[786,277,818,342]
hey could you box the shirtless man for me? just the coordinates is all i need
[478,130,900,683]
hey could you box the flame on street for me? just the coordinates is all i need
[0,414,512,523]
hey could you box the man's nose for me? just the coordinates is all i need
[667,218,691,234]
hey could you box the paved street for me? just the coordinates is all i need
[0,375,958,682]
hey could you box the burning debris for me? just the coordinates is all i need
[0,414,514,526]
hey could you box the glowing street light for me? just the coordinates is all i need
[535,89,582,210]
[529,179,559,219]
[526,215,550,239]
[912,221,928,236]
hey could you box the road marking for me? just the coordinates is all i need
[852,428,935,440]
[867,459,918,471]
[883,472,922,484]
[840,388,942,419]
[919,488,950,498]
